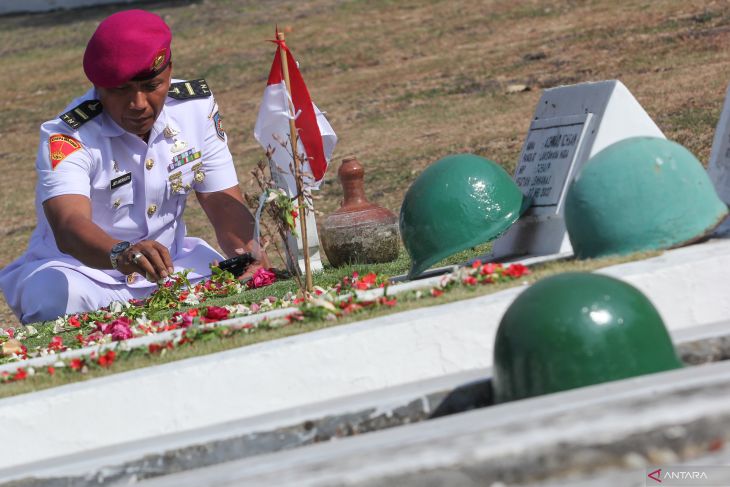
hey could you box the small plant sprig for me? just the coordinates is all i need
[144,270,194,313]
[246,148,308,293]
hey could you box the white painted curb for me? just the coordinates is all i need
[0,238,728,470]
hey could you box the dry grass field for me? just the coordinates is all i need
[0,0,728,325]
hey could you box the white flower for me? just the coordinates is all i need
[268,318,288,328]
[25,325,38,336]
[53,361,65,368]
[109,301,124,314]
[135,314,152,327]
[309,298,337,312]
[53,317,67,334]
[231,304,251,316]
[27,367,35,376]
[183,294,200,305]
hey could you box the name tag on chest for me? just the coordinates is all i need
[110,172,132,190]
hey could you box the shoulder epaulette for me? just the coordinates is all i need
[168,79,211,100]
[59,99,103,129]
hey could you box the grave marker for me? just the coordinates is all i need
[491,80,665,260]
[708,82,730,206]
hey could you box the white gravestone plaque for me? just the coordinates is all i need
[514,114,592,207]
[490,80,665,260]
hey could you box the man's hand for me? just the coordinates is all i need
[197,186,271,279]
[211,247,271,282]
[235,247,270,281]
[116,240,174,282]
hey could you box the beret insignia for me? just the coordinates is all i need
[49,134,82,169]
[151,48,167,71]
[59,100,103,129]
[168,79,211,100]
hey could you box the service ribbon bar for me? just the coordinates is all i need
[168,149,202,171]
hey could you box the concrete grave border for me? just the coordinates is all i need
[136,355,730,487]
[3,319,729,485]
[0,237,728,470]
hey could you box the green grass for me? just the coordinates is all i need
[1,245,659,398]
[0,0,728,388]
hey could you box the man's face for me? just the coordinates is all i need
[97,65,172,137]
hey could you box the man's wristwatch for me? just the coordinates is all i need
[110,241,131,270]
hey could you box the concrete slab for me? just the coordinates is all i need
[3,321,729,485]
[135,359,730,487]
[0,238,728,471]
[0,369,489,485]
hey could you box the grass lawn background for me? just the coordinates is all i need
[1,0,728,327]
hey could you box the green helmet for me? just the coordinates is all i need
[492,272,682,403]
[400,154,527,279]
[565,137,728,259]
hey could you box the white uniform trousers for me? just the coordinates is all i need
[19,266,153,324]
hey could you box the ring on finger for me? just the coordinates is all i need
[132,252,144,264]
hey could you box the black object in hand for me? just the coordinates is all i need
[217,253,255,278]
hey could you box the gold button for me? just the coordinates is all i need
[113,199,121,209]
[126,273,138,284]
[147,204,158,216]
[145,158,154,170]
[194,171,205,183]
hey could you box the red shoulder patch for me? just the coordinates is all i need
[49,134,82,169]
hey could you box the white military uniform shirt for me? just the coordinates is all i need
[0,79,237,320]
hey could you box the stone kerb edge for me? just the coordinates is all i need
[136,359,730,487]
[0,307,299,376]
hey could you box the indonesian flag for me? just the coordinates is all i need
[254,32,337,195]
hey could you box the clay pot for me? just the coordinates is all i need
[321,156,400,267]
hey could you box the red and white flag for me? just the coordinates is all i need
[254,32,337,195]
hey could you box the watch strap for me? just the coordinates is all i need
[110,241,131,270]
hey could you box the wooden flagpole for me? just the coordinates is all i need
[277,31,313,293]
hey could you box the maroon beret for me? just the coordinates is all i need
[83,10,172,88]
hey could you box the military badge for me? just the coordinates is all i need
[49,134,82,169]
[213,112,225,141]
[59,100,102,129]
[151,48,167,71]
[169,171,184,193]
[170,139,188,153]
[163,125,179,138]
[168,79,211,100]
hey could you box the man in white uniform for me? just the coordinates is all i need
[0,10,268,324]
